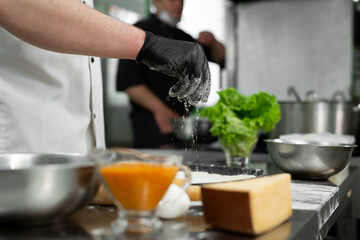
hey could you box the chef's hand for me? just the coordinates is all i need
[154,107,180,135]
[197,31,216,46]
[136,31,211,105]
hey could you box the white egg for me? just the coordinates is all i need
[156,184,190,219]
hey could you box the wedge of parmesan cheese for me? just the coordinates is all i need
[201,173,292,235]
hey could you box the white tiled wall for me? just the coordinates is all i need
[232,0,353,101]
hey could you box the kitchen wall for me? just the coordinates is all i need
[226,0,353,101]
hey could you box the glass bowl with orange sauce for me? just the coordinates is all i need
[90,148,191,234]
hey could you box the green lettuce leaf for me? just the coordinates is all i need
[200,87,281,157]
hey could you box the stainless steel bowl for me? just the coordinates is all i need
[264,139,357,179]
[0,153,98,225]
[171,117,217,144]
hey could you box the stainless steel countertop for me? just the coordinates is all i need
[0,150,357,240]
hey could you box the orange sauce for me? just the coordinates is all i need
[100,162,179,211]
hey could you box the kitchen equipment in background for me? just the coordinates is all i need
[352,47,360,102]
[0,153,98,225]
[171,117,217,145]
[265,139,356,179]
[269,88,360,139]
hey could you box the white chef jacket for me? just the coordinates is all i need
[0,0,106,153]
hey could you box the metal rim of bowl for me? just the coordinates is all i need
[0,152,95,171]
[264,139,357,148]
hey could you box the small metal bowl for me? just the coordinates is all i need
[0,153,98,226]
[264,139,357,179]
[171,117,217,144]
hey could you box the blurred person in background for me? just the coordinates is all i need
[0,0,210,153]
[117,0,225,149]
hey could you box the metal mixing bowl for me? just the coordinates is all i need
[0,153,98,225]
[264,139,357,179]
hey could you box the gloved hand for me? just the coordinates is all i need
[136,31,211,105]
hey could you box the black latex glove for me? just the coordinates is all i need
[136,31,211,105]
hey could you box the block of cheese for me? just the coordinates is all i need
[201,173,292,235]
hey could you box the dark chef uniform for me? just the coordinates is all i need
[117,14,213,148]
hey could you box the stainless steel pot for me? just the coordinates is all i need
[269,101,360,138]
[269,87,360,138]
